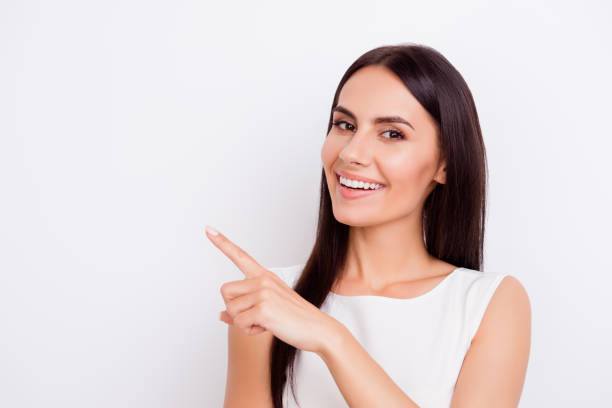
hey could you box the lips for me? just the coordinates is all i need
[334,170,386,187]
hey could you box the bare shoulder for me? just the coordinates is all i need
[451,275,532,407]
[475,275,531,345]
[224,324,275,408]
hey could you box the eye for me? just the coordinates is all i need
[332,120,355,132]
[381,128,405,140]
[331,120,406,141]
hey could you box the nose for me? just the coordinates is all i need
[338,129,373,166]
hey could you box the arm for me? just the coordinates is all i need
[223,323,275,408]
[317,325,420,407]
[316,276,531,408]
[450,276,531,407]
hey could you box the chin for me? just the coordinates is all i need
[332,210,381,228]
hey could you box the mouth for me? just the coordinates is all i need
[334,171,386,190]
[334,171,386,199]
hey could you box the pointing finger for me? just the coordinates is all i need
[205,225,264,279]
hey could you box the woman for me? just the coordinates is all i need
[212,43,531,407]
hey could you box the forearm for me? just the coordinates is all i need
[317,324,419,408]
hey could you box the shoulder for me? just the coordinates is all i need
[484,275,531,332]
[451,274,531,406]
[497,275,530,306]
[473,274,531,343]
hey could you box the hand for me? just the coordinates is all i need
[206,225,342,355]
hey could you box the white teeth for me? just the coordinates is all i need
[339,176,383,190]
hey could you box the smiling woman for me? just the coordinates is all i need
[221,42,531,408]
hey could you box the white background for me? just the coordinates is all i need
[1,0,611,406]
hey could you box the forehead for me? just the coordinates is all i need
[336,65,435,130]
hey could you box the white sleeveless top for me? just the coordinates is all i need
[268,263,508,408]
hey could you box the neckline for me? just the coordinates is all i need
[328,267,463,302]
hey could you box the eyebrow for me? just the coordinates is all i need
[332,105,416,131]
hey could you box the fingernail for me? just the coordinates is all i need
[206,225,219,236]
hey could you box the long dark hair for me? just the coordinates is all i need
[269,42,488,407]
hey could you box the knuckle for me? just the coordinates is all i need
[234,314,248,329]
[225,303,234,316]
[265,270,285,286]
[259,276,273,288]
[255,303,270,321]
[254,302,266,315]
[258,287,273,301]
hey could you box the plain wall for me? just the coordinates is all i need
[1,0,611,406]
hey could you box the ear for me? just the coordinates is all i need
[434,158,447,185]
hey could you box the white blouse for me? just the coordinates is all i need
[268,263,508,408]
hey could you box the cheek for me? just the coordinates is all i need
[320,135,342,168]
[383,152,435,192]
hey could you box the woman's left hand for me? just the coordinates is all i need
[205,226,343,356]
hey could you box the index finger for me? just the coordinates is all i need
[205,225,265,279]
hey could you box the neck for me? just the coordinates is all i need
[341,214,440,290]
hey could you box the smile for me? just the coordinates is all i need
[335,172,386,199]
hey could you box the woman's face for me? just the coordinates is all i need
[321,64,446,227]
